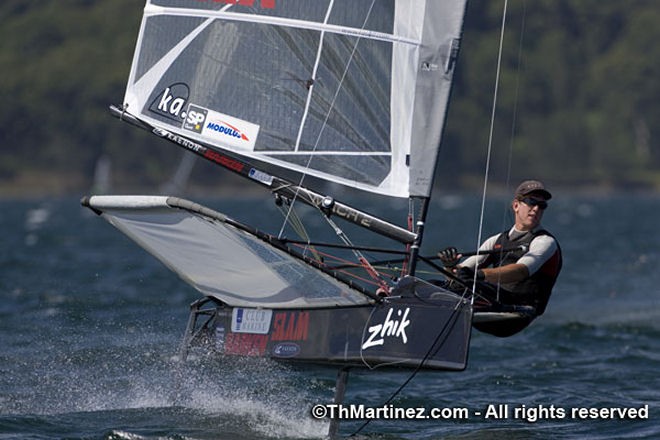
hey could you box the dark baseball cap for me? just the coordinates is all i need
[515,180,552,200]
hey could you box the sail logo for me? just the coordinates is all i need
[199,110,260,151]
[206,121,250,142]
[182,104,207,133]
[361,307,411,350]
[149,83,189,122]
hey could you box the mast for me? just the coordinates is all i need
[406,196,430,276]
[403,2,468,275]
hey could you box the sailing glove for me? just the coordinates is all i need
[438,247,461,267]
[456,266,485,284]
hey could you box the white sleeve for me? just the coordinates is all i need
[517,235,558,275]
[460,234,500,269]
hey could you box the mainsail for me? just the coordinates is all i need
[126,0,467,198]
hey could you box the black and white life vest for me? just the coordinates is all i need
[486,229,562,316]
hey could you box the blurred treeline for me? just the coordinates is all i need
[1,0,658,196]
[440,0,660,192]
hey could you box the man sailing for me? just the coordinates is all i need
[438,180,562,337]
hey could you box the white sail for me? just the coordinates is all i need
[125,0,467,198]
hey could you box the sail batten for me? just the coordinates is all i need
[293,0,334,152]
[143,6,420,45]
[127,0,467,198]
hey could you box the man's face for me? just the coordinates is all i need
[513,195,547,231]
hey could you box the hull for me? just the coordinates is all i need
[82,196,473,370]
[183,279,473,371]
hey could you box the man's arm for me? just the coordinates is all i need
[481,263,529,284]
[459,234,500,269]
[480,235,557,284]
[518,235,557,275]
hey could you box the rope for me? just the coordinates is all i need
[289,243,398,287]
[323,213,391,291]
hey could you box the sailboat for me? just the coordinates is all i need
[82,2,531,428]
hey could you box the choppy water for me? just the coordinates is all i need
[1,193,658,439]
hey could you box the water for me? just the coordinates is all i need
[1,193,658,439]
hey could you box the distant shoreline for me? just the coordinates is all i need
[3,165,659,201]
[2,180,658,202]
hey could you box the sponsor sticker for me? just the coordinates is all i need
[182,104,208,133]
[271,311,310,341]
[272,342,301,358]
[232,308,273,334]
[200,109,260,151]
[182,105,260,151]
[149,83,190,122]
[248,168,274,185]
[361,307,411,350]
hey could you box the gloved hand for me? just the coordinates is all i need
[456,266,485,284]
[438,247,461,267]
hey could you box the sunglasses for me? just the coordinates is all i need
[519,197,548,210]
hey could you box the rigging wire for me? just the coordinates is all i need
[274,200,323,262]
[503,0,527,196]
[471,0,510,296]
[494,0,528,300]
